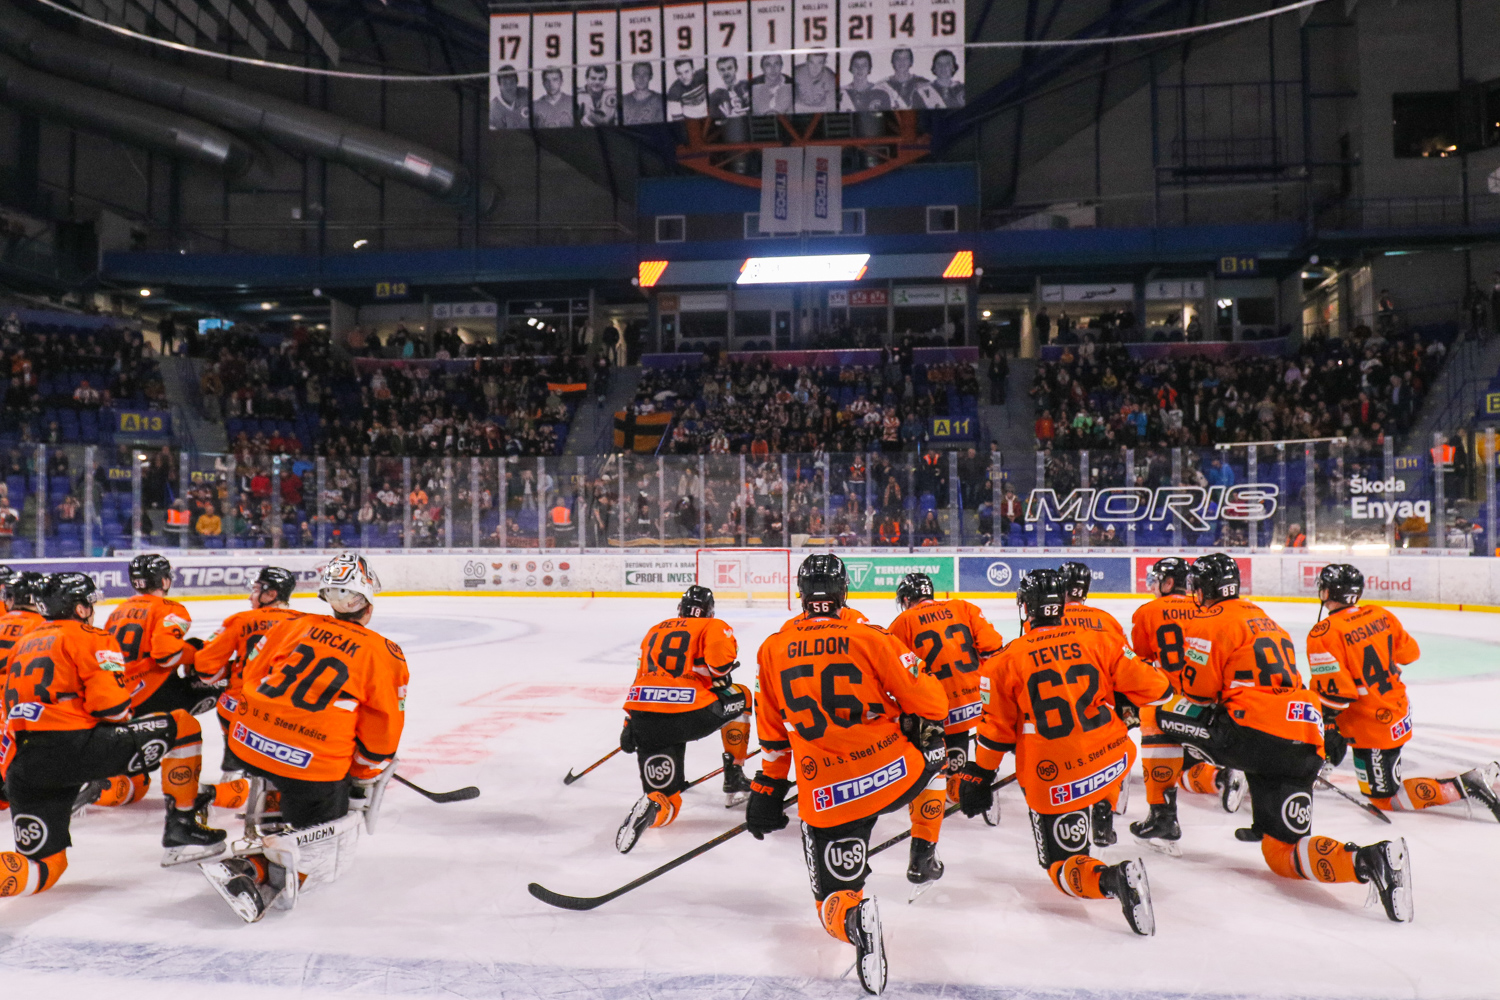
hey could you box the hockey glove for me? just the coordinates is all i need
[745,772,791,840]
[1323,724,1349,768]
[619,719,638,754]
[956,761,996,818]
[900,713,947,768]
[186,637,205,650]
[1113,692,1140,729]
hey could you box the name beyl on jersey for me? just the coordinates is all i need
[1025,484,1278,531]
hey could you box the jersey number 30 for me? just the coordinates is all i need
[256,643,349,712]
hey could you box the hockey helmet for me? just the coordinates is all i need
[1017,569,1067,627]
[1186,552,1240,606]
[129,553,173,593]
[1317,563,1364,606]
[895,572,935,610]
[40,572,100,621]
[678,584,715,619]
[318,553,380,616]
[9,571,47,611]
[1146,557,1190,595]
[252,566,298,605]
[797,554,848,614]
[1060,561,1092,602]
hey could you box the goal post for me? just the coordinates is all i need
[694,548,794,609]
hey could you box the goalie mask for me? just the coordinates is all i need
[319,554,380,616]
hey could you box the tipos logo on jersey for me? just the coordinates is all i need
[1286,701,1323,728]
[627,685,696,705]
[1307,651,1340,675]
[233,722,313,769]
[1048,754,1128,807]
[811,758,907,812]
[946,702,983,727]
[1390,713,1413,741]
[7,702,43,722]
[219,694,241,714]
[94,649,125,672]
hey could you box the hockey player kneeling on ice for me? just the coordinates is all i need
[1153,553,1413,922]
[616,585,752,853]
[199,554,407,923]
[956,569,1169,936]
[747,554,949,996]
[886,572,1005,887]
[0,573,225,898]
[1309,564,1500,821]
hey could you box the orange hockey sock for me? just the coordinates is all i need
[94,772,151,807]
[720,720,751,764]
[213,778,251,809]
[0,850,67,896]
[908,786,946,842]
[1261,835,1359,883]
[647,791,681,827]
[1141,747,1183,806]
[1180,762,1219,795]
[1048,855,1108,899]
[162,710,204,810]
[816,889,863,943]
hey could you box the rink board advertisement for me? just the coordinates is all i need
[960,556,1132,594]
[12,551,1500,607]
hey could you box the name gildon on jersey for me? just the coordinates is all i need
[812,757,908,813]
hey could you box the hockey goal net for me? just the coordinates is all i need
[695,548,793,608]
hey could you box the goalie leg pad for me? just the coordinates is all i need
[261,811,363,909]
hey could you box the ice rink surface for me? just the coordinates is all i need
[2,593,1498,1000]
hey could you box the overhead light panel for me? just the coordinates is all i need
[738,254,870,285]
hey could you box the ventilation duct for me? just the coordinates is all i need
[0,1,492,206]
[0,50,253,174]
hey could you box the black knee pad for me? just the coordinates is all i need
[801,815,878,901]
[637,744,687,796]
[1029,808,1093,869]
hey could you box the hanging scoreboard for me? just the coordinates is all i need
[487,0,964,130]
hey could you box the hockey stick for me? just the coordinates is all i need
[563,747,621,785]
[683,749,762,792]
[869,774,1018,858]
[1315,775,1391,824]
[393,773,481,804]
[528,794,799,911]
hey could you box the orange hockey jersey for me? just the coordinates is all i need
[105,593,194,707]
[1130,594,1199,675]
[1179,598,1322,746]
[975,624,1172,814]
[195,606,306,721]
[624,616,739,714]
[1306,604,1419,750]
[756,614,946,827]
[1062,601,1126,638]
[888,598,1005,733]
[232,614,408,782]
[3,620,130,732]
[0,608,45,687]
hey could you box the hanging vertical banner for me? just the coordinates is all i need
[749,0,793,115]
[576,9,620,125]
[488,14,531,129]
[706,0,750,120]
[914,0,963,107]
[664,2,708,120]
[759,146,804,233]
[802,145,842,231]
[792,0,837,112]
[531,11,575,127]
[881,0,920,108]
[621,5,665,124]
[838,0,893,111]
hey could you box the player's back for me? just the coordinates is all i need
[236,614,408,781]
[1062,602,1125,637]
[1307,604,1417,747]
[1130,594,1198,675]
[0,608,45,684]
[625,615,736,713]
[4,620,129,731]
[199,606,305,696]
[106,593,191,705]
[982,624,1153,811]
[888,598,1004,732]
[1181,598,1320,745]
[756,614,943,825]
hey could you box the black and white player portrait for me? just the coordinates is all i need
[792,52,837,112]
[577,64,619,126]
[841,50,896,111]
[622,61,665,124]
[709,55,750,120]
[533,67,574,128]
[751,53,793,115]
[884,47,927,110]
[489,65,531,129]
[666,58,708,120]
[924,49,964,108]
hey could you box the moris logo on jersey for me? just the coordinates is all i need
[627,685,696,705]
[7,703,43,722]
[232,722,313,769]
[1286,701,1323,727]
[1049,753,1128,807]
[1390,713,1413,741]
[812,758,908,812]
[946,702,983,727]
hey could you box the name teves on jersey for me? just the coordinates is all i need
[1026,641,1083,667]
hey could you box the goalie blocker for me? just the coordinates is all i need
[199,554,409,922]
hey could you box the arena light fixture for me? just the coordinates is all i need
[637,260,669,288]
[139,288,151,296]
[738,254,869,285]
[942,250,975,279]
[353,239,369,249]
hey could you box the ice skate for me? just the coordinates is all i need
[1091,799,1117,847]
[1100,857,1155,936]
[722,752,752,808]
[1355,837,1413,923]
[1218,768,1247,813]
[906,837,943,901]
[615,793,660,854]
[162,790,228,867]
[1456,762,1500,822]
[200,856,276,923]
[844,896,887,995]
[1129,788,1181,856]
